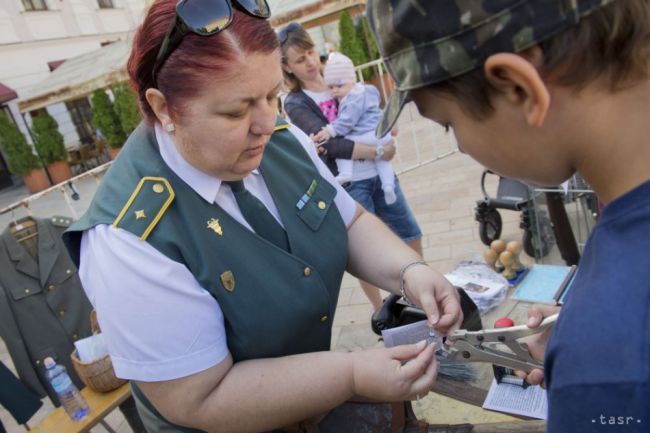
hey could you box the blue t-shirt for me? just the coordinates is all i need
[545,180,650,432]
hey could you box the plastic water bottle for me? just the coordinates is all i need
[44,357,90,421]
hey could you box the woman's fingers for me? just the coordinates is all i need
[435,295,463,334]
[351,342,439,401]
[390,339,428,362]
[418,291,442,327]
[394,342,437,381]
[417,281,462,335]
[406,355,439,399]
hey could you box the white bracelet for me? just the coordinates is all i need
[399,260,429,306]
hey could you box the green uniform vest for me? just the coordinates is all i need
[63,119,348,363]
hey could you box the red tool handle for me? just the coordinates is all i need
[494,317,515,328]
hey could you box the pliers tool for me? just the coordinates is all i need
[439,314,558,373]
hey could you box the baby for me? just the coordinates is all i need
[313,52,396,204]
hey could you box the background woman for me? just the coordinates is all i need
[280,23,424,312]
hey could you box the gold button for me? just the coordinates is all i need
[303,267,311,277]
[36,360,40,365]
[73,334,79,340]
[59,310,65,317]
[153,183,164,193]
[66,269,72,274]
[318,201,326,210]
[320,315,328,322]
[24,289,30,294]
[48,285,55,291]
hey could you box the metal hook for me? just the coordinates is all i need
[67,181,80,201]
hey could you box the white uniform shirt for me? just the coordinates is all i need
[79,123,356,381]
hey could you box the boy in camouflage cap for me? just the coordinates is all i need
[368,1,650,432]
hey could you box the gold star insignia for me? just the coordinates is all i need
[135,210,146,220]
[207,218,223,236]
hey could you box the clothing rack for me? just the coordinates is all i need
[0,162,111,222]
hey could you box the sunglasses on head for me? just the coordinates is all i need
[152,0,271,86]
[277,22,301,45]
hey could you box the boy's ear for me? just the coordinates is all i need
[484,52,550,128]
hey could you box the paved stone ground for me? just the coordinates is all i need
[0,105,582,431]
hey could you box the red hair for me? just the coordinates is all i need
[127,0,279,124]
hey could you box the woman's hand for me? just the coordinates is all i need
[403,265,463,335]
[514,304,561,387]
[351,140,395,160]
[350,340,438,401]
[313,128,331,143]
[381,142,396,161]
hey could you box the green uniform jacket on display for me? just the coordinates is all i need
[0,217,92,404]
[64,117,349,432]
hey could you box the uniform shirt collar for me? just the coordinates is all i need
[155,123,259,203]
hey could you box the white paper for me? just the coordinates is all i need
[74,334,108,362]
[482,379,548,420]
[381,320,443,348]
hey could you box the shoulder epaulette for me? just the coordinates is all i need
[113,177,175,241]
[274,116,291,132]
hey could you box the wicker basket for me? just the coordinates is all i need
[70,310,127,393]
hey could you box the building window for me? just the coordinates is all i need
[22,0,48,11]
[65,98,94,145]
[97,0,114,9]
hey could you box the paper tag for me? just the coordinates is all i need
[381,320,443,349]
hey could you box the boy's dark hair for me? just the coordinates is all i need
[433,0,650,119]
[367,0,650,136]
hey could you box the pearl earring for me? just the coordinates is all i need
[165,123,175,133]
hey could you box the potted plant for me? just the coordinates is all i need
[31,111,72,184]
[112,82,141,135]
[338,11,369,79]
[0,115,49,193]
[356,15,394,103]
[91,89,126,159]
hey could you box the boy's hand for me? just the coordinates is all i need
[514,304,561,387]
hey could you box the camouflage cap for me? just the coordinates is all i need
[368,0,616,137]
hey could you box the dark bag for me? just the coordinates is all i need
[371,288,483,335]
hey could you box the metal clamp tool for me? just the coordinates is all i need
[440,314,558,373]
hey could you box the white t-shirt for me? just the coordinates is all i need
[302,89,334,106]
[78,123,356,381]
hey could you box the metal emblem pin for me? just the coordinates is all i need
[220,271,235,292]
[153,183,164,193]
[207,218,223,236]
[135,210,146,220]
